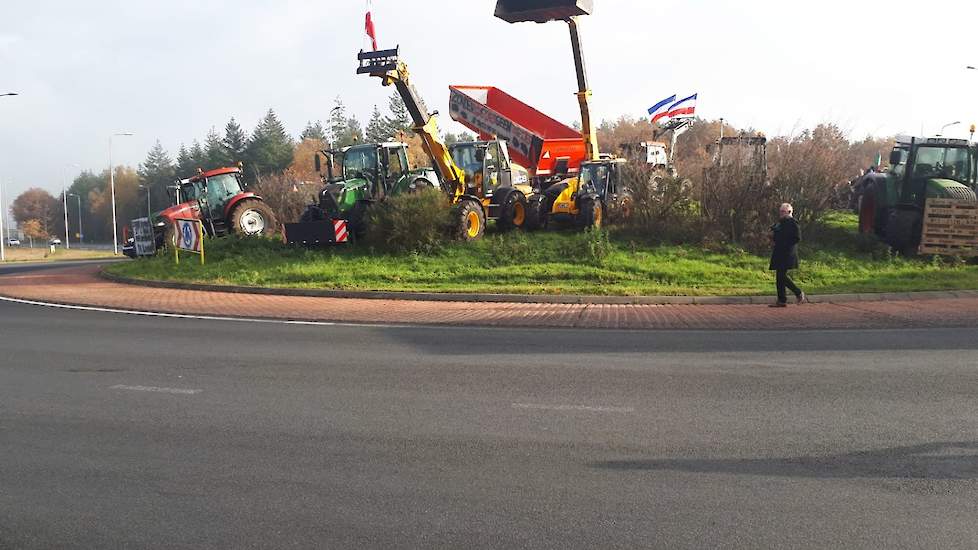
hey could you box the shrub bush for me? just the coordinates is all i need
[363,188,453,254]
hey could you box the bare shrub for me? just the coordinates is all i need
[700,136,774,244]
[768,124,856,225]
[254,171,320,225]
[618,157,700,241]
[364,188,453,254]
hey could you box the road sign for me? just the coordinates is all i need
[174,218,204,265]
[131,218,156,257]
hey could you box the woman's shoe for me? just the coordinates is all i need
[796,292,808,304]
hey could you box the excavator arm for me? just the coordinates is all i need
[357,48,466,198]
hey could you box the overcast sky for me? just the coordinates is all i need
[2,0,977,201]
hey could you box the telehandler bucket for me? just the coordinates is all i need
[494,0,593,23]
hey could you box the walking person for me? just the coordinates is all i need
[769,203,807,307]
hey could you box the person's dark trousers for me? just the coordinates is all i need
[776,269,801,304]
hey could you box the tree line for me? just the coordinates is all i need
[9,93,475,243]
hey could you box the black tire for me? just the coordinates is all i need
[577,198,603,229]
[229,199,277,236]
[454,199,485,241]
[163,222,178,249]
[524,194,549,231]
[496,191,528,232]
[886,209,922,256]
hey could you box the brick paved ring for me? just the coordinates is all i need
[2,264,978,330]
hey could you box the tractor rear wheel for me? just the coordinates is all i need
[229,199,277,236]
[577,198,603,229]
[497,191,528,232]
[454,200,485,241]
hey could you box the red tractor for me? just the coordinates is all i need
[155,166,277,246]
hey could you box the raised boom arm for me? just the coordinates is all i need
[357,48,466,198]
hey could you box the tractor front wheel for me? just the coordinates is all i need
[524,194,549,231]
[497,192,528,232]
[454,200,486,241]
[229,199,277,236]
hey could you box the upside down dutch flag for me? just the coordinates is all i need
[652,93,698,124]
[365,0,378,51]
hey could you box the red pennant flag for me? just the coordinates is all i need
[365,1,378,51]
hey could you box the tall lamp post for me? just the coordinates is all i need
[109,132,134,255]
[0,92,18,261]
[68,193,83,245]
[62,163,79,249]
[937,121,960,137]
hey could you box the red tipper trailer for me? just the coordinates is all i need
[448,85,586,180]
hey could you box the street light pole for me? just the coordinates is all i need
[61,164,78,249]
[937,121,961,137]
[139,184,152,220]
[68,193,83,244]
[109,132,134,255]
[0,178,5,262]
[0,92,17,261]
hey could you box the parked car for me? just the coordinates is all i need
[7,237,20,246]
[48,237,62,246]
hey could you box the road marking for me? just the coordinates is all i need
[512,403,634,413]
[110,384,201,395]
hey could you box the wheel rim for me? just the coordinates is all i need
[239,209,266,235]
[466,210,481,238]
[512,201,526,226]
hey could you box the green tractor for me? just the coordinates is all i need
[855,137,977,254]
[288,141,439,243]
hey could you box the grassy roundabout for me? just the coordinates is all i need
[105,213,978,297]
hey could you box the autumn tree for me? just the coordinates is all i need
[86,166,140,242]
[20,219,46,243]
[11,188,60,238]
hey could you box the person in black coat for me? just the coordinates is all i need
[769,203,807,307]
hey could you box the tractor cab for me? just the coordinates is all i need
[890,137,975,208]
[449,140,532,199]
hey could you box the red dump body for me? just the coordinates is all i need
[449,85,585,178]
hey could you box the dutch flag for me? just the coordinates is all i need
[650,93,698,124]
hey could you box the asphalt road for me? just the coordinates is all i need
[3,285,978,548]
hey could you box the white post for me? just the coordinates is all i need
[62,167,70,250]
[0,178,5,262]
[110,136,118,255]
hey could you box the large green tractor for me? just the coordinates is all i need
[291,141,439,241]
[855,137,977,254]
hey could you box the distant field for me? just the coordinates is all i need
[2,247,118,263]
[105,213,978,297]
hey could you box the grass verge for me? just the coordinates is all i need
[104,213,978,297]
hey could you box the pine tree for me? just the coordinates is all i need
[328,97,348,145]
[190,140,206,170]
[176,144,195,177]
[223,117,248,164]
[204,127,229,168]
[365,106,390,143]
[385,93,412,135]
[244,108,295,183]
[137,140,176,211]
[300,120,327,143]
